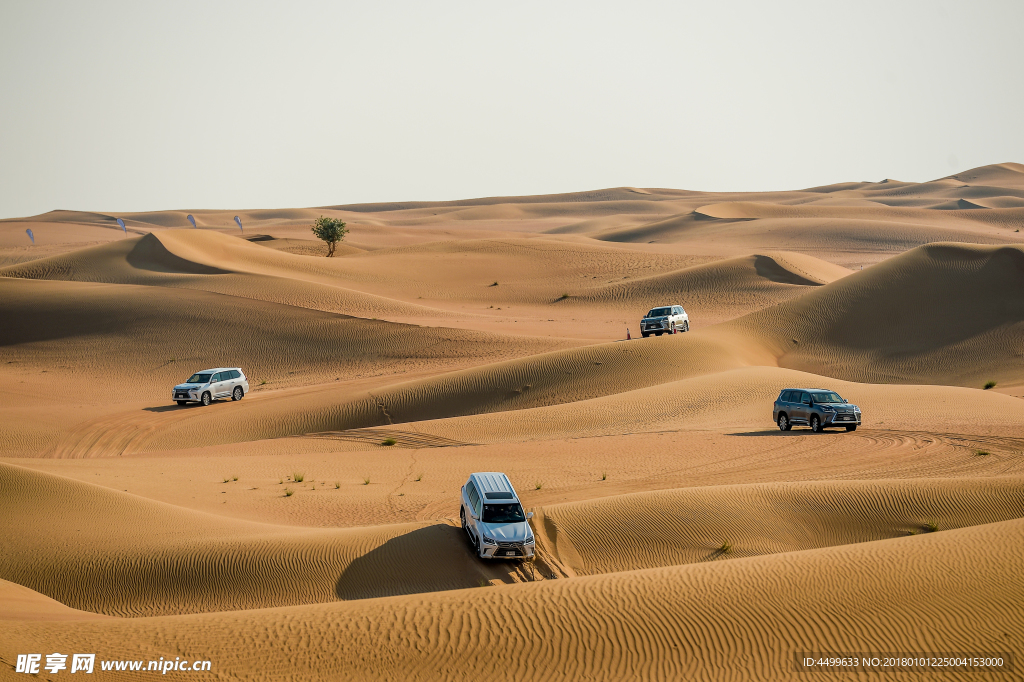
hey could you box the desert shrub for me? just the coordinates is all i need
[310,215,348,257]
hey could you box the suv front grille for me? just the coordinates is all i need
[495,541,525,557]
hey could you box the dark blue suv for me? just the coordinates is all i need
[773,388,861,433]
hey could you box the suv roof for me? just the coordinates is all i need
[780,387,832,392]
[469,472,520,502]
[196,367,243,373]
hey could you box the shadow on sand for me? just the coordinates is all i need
[335,524,533,600]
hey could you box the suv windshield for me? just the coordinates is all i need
[186,373,212,384]
[482,503,525,523]
[811,392,845,403]
[647,307,671,317]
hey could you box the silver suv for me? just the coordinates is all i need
[641,305,689,337]
[460,472,536,559]
[173,368,249,406]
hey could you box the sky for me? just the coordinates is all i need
[1,0,1022,219]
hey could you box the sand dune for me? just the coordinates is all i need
[3,165,1024,680]
[4,517,1021,680]
[576,252,850,323]
[4,459,1022,620]
[535,477,1024,577]
[733,242,1024,387]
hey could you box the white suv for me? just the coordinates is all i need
[460,472,536,559]
[641,304,689,337]
[172,368,249,406]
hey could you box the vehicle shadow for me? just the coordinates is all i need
[727,429,848,437]
[335,524,529,600]
[142,402,228,413]
[726,430,808,437]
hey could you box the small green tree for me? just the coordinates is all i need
[311,215,348,257]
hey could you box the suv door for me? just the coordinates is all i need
[794,391,811,424]
[224,370,240,395]
[211,372,228,398]
[466,482,482,540]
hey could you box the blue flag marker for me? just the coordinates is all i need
[234,216,243,232]
[25,228,34,244]
[187,214,197,229]
[116,218,126,235]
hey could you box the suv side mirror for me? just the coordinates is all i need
[526,511,534,520]
[803,400,811,405]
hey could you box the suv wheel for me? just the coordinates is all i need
[176,400,187,406]
[232,386,243,401]
[777,414,791,431]
[201,392,212,407]
[682,321,689,332]
[641,332,650,338]
[655,331,663,336]
[845,425,857,432]
[810,415,823,433]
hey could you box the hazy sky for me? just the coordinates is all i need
[1,1,1021,219]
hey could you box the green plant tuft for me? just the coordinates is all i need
[601,471,607,481]
[534,481,543,490]
[334,481,341,489]
[284,488,295,497]
[718,541,732,554]
[975,450,990,456]
[415,473,423,482]
[293,472,305,483]
[381,438,397,446]
[984,381,997,390]
[232,476,238,481]
[362,476,370,485]
[923,521,939,533]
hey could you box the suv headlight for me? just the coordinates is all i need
[482,535,497,545]
[525,535,535,545]
[820,405,834,412]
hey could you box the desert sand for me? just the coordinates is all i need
[1,162,1023,680]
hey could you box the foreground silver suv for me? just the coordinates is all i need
[460,472,536,559]
[173,368,249,406]
[641,305,689,337]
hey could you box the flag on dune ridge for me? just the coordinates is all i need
[25,228,34,244]
[234,216,243,232]
[116,218,126,235]
[187,214,197,228]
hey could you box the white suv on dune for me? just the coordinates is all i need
[460,472,536,559]
[173,368,249,406]
[641,304,689,337]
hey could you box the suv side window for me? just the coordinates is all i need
[210,372,221,383]
[227,370,240,380]
[783,391,796,403]
[673,306,682,314]
[467,482,480,511]
[800,391,811,404]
